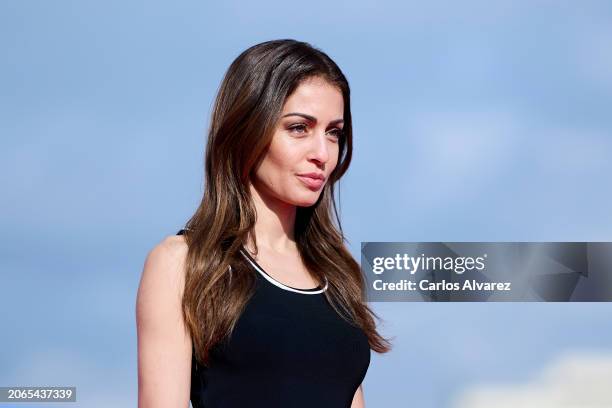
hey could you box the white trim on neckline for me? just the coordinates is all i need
[239,248,328,295]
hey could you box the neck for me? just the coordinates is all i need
[247,181,297,254]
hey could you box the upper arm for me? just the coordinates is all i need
[136,235,192,408]
[351,384,365,408]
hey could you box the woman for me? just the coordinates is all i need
[136,39,392,408]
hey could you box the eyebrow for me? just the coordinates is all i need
[281,112,344,126]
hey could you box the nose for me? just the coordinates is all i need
[307,130,331,165]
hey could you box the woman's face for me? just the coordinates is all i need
[251,76,344,207]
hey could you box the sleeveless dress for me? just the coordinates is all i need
[176,229,371,408]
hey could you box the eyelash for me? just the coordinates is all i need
[288,123,344,139]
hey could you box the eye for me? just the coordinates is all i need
[327,128,344,140]
[288,123,308,135]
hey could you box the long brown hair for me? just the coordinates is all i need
[181,39,392,366]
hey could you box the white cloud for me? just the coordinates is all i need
[452,350,612,408]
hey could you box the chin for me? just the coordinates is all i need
[290,192,321,207]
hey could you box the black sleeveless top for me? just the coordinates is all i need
[177,230,371,408]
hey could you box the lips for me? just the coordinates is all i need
[297,172,325,180]
[296,174,325,190]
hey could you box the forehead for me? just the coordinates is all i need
[281,77,344,117]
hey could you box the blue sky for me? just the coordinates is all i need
[2,1,612,407]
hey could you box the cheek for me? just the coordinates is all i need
[268,135,304,168]
[330,145,340,170]
[266,143,299,172]
[256,140,300,185]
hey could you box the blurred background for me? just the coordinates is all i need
[1,0,611,407]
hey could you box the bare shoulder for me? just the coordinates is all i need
[148,234,188,266]
[137,234,189,308]
[136,233,192,407]
[145,234,188,281]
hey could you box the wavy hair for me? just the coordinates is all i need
[181,39,392,366]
